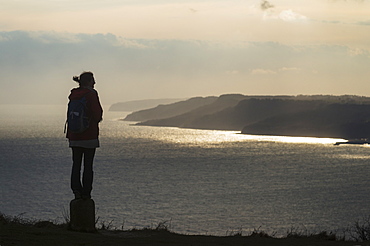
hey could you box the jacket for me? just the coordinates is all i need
[66,87,103,141]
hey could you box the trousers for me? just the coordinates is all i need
[71,147,96,197]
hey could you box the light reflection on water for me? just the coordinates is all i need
[104,116,343,147]
[131,127,343,146]
[1,106,370,236]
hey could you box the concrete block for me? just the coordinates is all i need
[69,198,96,232]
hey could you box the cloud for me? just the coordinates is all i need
[279,67,301,72]
[251,67,301,75]
[226,70,239,75]
[251,69,276,75]
[347,47,370,57]
[1,31,370,104]
[262,7,308,23]
[28,31,82,44]
[259,1,306,23]
[357,20,370,26]
[330,0,364,2]
[189,8,197,13]
[260,0,274,11]
[279,9,308,22]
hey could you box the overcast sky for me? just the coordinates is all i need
[1,0,369,105]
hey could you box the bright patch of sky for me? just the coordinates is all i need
[0,0,369,105]
[1,0,369,46]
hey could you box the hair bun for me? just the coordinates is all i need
[72,76,80,83]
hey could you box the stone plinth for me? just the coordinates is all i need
[69,198,96,232]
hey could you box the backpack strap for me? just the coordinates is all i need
[64,119,68,134]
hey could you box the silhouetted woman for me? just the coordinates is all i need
[66,71,103,199]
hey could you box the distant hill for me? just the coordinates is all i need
[242,103,370,139]
[123,96,219,121]
[122,94,370,139]
[180,98,327,130]
[109,98,185,112]
[124,94,297,122]
[130,94,247,126]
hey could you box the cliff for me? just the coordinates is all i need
[123,96,218,122]
[109,98,185,112]
[242,103,370,139]
[122,94,370,139]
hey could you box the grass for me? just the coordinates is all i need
[0,212,66,229]
[345,215,370,242]
[1,212,370,242]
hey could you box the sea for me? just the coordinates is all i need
[1,104,370,236]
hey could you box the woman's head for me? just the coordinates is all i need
[73,71,95,88]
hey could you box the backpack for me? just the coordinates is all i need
[65,92,92,133]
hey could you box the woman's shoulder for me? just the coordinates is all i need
[85,89,100,103]
[78,87,98,96]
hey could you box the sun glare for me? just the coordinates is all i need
[151,127,343,145]
[242,135,344,145]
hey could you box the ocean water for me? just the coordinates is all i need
[1,104,370,236]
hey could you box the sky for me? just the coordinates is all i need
[0,0,370,105]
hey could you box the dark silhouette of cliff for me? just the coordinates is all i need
[109,98,185,112]
[124,94,297,123]
[122,94,370,139]
[133,94,248,127]
[123,96,218,121]
[181,99,326,130]
[242,103,370,139]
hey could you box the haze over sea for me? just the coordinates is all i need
[1,104,370,236]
